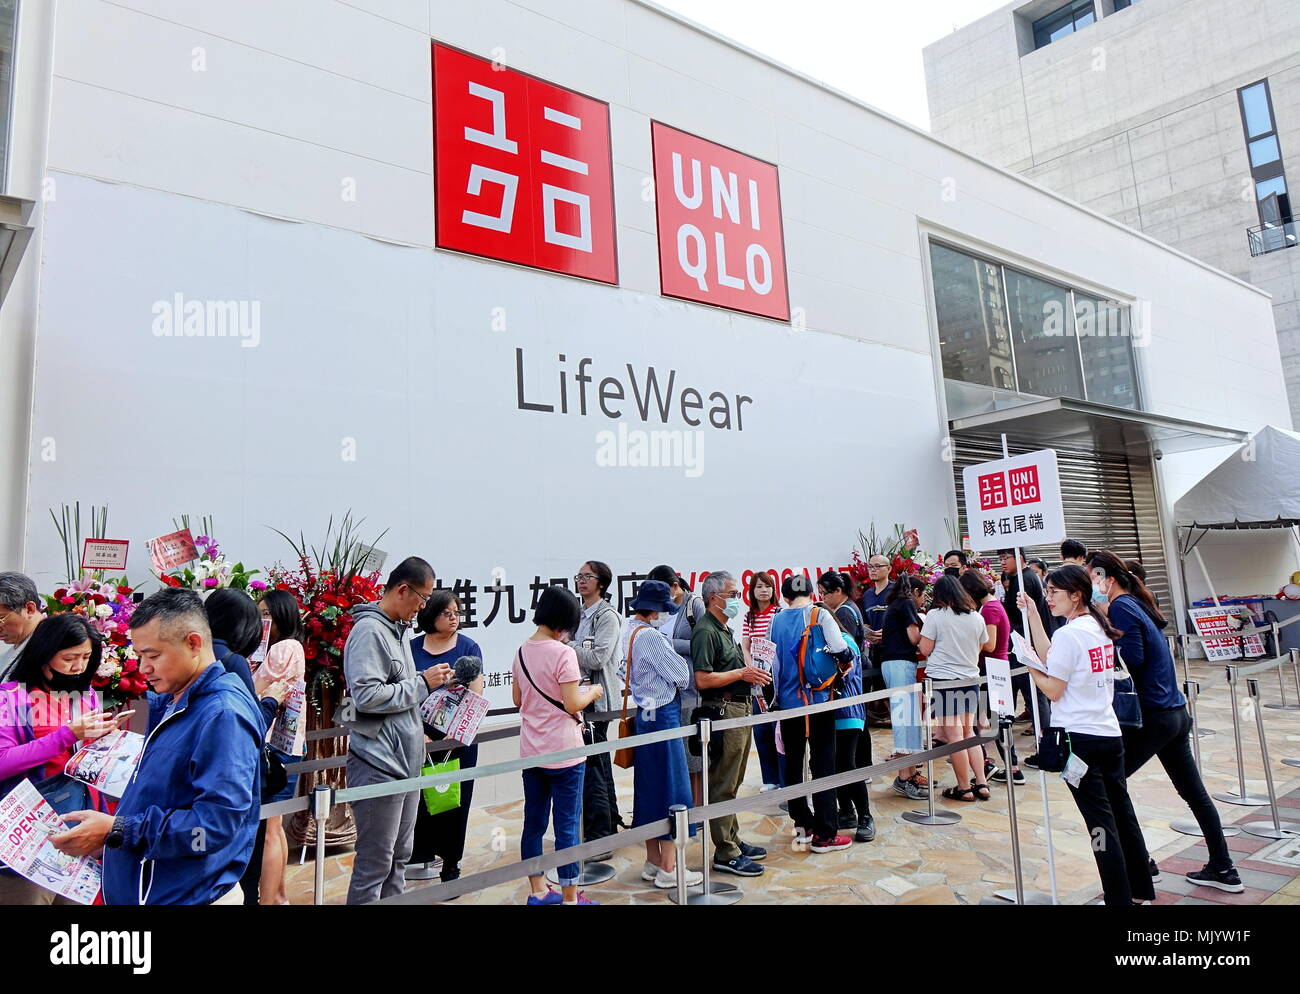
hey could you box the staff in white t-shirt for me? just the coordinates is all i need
[1020,564,1154,907]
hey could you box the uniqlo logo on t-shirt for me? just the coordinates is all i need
[977,472,1008,511]
[1088,644,1114,673]
[432,43,618,284]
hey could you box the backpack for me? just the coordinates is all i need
[795,606,841,697]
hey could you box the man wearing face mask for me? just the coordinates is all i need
[335,556,453,904]
[691,570,771,877]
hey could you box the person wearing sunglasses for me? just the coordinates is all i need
[0,572,44,684]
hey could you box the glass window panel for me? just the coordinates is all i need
[1005,269,1085,400]
[0,0,14,187]
[1076,295,1139,410]
[1114,0,1133,10]
[929,243,1014,389]
[1240,83,1273,139]
[1249,135,1281,168]
[1075,8,1096,28]
[1256,176,1288,201]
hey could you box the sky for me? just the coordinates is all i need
[654,0,1011,130]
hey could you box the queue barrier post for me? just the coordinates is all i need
[1170,680,1241,838]
[688,716,741,905]
[1241,677,1300,839]
[1212,666,1270,806]
[902,678,960,827]
[987,712,1055,905]
[668,804,691,906]
[312,784,331,907]
[1286,649,1300,770]
[1263,625,1298,710]
[546,716,615,887]
[1178,636,1215,739]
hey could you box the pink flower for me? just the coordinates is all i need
[202,577,219,588]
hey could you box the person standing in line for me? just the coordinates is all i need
[620,580,703,889]
[692,571,771,877]
[919,575,992,802]
[818,570,875,830]
[1028,559,1049,583]
[960,570,1022,787]
[741,570,782,792]
[1087,551,1242,893]
[0,572,44,684]
[859,556,894,727]
[1060,540,1088,567]
[880,575,929,799]
[942,550,969,576]
[647,564,706,805]
[513,585,603,906]
[570,560,623,858]
[1001,548,1054,761]
[1019,564,1155,906]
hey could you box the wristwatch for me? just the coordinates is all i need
[105,815,126,850]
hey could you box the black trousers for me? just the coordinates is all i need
[781,711,838,838]
[1124,705,1232,872]
[240,820,267,905]
[1065,732,1154,906]
[835,728,872,820]
[581,719,620,843]
[410,742,479,878]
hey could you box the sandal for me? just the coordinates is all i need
[941,785,976,802]
[970,780,991,801]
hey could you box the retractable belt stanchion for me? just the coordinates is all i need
[1170,680,1241,838]
[903,678,960,826]
[993,667,1058,904]
[669,804,690,906]
[1212,665,1271,806]
[688,716,741,904]
[1286,649,1300,770]
[984,714,1054,905]
[547,717,615,887]
[1263,625,1298,710]
[1241,677,1300,839]
[1178,635,1215,738]
[312,783,331,906]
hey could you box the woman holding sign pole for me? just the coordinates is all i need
[1019,564,1155,906]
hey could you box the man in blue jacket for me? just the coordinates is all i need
[52,588,264,905]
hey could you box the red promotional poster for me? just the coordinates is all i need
[147,528,198,573]
[432,43,618,285]
[651,121,790,321]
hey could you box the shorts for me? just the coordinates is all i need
[931,685,979,719]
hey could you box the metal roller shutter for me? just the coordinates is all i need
[951,433,1170,610]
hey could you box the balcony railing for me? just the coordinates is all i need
[1247,218,1298,256]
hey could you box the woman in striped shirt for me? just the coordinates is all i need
[620,580,703,889]
[741,570,782,791]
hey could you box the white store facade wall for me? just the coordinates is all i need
[2,0,1293,724]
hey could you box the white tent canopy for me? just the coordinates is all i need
[1174,425,1300,528]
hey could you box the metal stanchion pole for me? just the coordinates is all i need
[1286,649,1300,770]
[903,678,960,826]
[1170,680,1240,838]
[1212,666,1270,806]
[1264,626,1298,710]
[547,719,615,886]
[1242,677,1300,839]
[688,716,741,905]
[668,804,690,906]
[1179,636,1214,738]
[985,715,1054,905]
[312,784,331,907]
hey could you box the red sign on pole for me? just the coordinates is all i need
[432,43,618,285]
[147,528,198,573]
[650,122,790,321]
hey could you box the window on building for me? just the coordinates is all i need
[929,241,1141,410]
[1112,0,1137,11]
[1033,0,1097,50]
[0,0,14,189]
[1238,80,1291,229]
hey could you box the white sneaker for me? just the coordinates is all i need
[759,783,778,793]
[654,867,703,888]
[641,860,661,882]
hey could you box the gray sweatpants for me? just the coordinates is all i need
[346,755,420,905]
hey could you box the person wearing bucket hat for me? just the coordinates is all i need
[620,580,703,888]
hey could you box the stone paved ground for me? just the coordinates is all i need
[285,658,1300,905]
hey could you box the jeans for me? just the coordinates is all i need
[346,755,421,905]
[835,728,872,820]
[1064,732,1154,906]
[882,659,922,753]
[581,718,619,843]
[521,763,586,886]
[707,699,752,861]
[754,720,784,787]
[1124,705,1232,872]
[780,711,839,839]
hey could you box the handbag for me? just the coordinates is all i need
[1111,649,1143,729]
[613,626,648,769]
[1035,726,1071,773]
[421,757,461,816]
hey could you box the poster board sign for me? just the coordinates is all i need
[268,679,307,758]
[1188,606,1266,661]
[81,539,129,572]
[985,657,1014,716]
[0,779,101,904]
[963,449,1066,552]
[751,636,776,668]
[420,684,491,746]
[147,528,198,572]
[64,729,145,798]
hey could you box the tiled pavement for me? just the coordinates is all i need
[285,658,1300,905]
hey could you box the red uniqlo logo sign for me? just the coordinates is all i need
[651,122,789,321]
[1088,644,1114,673]
[1008,465,1041,506]
[978,472,1008,511]
[432,44,618,284]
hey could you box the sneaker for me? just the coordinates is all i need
[989,767,1026,785]
[563,891,599,906]
[641,861,661,882]
[983,758,996,779]
[1021,727,1035,737]
[1013,710,1031,724]
[792,827,813,846]
[1021,754,1041,771]
[778,801,790,813]
[855,817,877,843]
[910,772,930,788]
[587,852,614,863]
[864,776,873,785]
[738,840,768,862]
[759,783,779,793]
[1186,865,1244,894]
[654,867,703,889]
[892,776,927,800]
[527,887,563,906]
[712,854,765,877]
[810,834,854,853]
[1148,858,1163,883]
[838,810,858,831]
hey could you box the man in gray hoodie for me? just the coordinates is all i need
[571,560,623,852]
[337,556,451,904]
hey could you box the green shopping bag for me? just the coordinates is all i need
[421,757,461,816]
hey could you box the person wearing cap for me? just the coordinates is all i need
[691,570,771,877]
[620,580,703,889]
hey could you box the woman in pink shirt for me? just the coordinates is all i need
[512,585,604,906]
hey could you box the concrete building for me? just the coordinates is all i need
[924,0,1300,431]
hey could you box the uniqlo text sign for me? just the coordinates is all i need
[651,122,790,321]
[432,43,617,284]
[963,449,1065,552]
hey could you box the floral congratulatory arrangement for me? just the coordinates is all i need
[44,578,147,708]
[156,532,264,593]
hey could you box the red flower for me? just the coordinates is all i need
[122,657,139,673]
[116,585,132,595]
[59,596,76,605]
[53,588,68,599]
[304,643,319,660]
